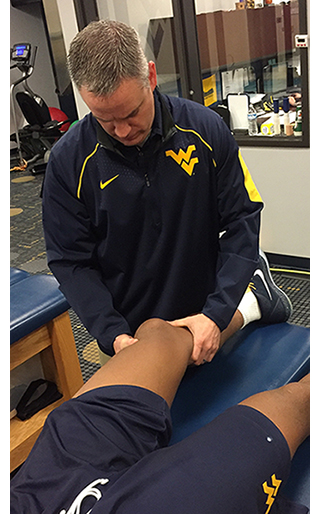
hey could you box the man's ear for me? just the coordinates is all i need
[148,61,157,91]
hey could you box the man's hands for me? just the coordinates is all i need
[113,334,138,354]
[113,314,221,366]
[169,314,221,366]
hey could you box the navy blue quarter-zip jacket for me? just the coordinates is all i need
[42,89,263,355]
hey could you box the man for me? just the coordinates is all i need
[11,318,310,513]
[42,20,291,363]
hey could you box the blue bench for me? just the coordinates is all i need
[10,268,84,471]
[10,269,71,344]
[170,323,310,510]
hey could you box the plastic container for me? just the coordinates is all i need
[247,104,258,136]
[273,99,281,135]
[283,97,290,135]
[294,105,302,136]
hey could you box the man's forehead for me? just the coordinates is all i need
[95,98,144,122]
[81,79,147,120]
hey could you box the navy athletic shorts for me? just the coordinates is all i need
[10,385,308,513]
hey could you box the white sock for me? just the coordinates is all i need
[238,288,262,329]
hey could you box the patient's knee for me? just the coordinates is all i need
[135,318,168,338]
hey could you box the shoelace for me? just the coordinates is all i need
[246,281,256,293]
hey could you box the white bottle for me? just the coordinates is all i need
[248,104,258,136]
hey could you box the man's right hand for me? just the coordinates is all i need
[113,334,139,354]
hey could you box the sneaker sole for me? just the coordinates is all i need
[259,249,293,321]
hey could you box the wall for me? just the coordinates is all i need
[241,146,310,258]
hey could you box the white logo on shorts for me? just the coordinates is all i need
[59,478,109,514]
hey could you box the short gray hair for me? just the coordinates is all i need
[67,20,149,96]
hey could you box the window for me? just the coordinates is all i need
[194,0,309,146]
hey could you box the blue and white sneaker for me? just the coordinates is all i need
[249,250,293,323]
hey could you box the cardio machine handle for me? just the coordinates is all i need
[29,45,38,70]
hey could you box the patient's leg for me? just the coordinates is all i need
[75,317,309,459]
[74,318,193,407]
[240,373,310,458]
[120,380,310,513]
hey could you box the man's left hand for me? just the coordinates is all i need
[168,314,221,365]
[113,334,139,354]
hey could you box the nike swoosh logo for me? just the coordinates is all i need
[100,174,119,189]
[254,269,272,300]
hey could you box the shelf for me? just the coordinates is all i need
[10,398,65,471]
[10,312,83,472]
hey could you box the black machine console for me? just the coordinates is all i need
[11,43,32,65]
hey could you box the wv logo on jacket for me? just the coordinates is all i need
[165,144,199,176]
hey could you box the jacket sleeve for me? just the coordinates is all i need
[202,119,263,331]
[42,153,131,355]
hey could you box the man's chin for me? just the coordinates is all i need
[117,130,151,147]
[117,134,143,146]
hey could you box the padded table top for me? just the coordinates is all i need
[10,267,30,286]
[10,273,70,344]
[171,323,310,444]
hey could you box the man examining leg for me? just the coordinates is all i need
[11,319,309,513]
[42,20,292,365]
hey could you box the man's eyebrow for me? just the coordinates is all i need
[125,107,139,119]
[124,99,144,118]
[95,99,144,124]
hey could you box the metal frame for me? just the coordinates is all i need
[73,0,99,31]
[171,0,203,104]
[297,0,310,147]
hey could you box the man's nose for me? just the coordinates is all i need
[114,121,131,138]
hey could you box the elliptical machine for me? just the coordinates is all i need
[10,43,69,173]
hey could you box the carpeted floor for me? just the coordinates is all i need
[10,169,101,381]
[10,168,310,382]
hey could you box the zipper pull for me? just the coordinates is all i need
[144,173,150,187]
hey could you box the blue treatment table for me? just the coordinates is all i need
[170,323,310,509]
[10,268,83,471]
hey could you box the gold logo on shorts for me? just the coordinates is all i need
[262,474,282,514]
[165,145,199,176]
